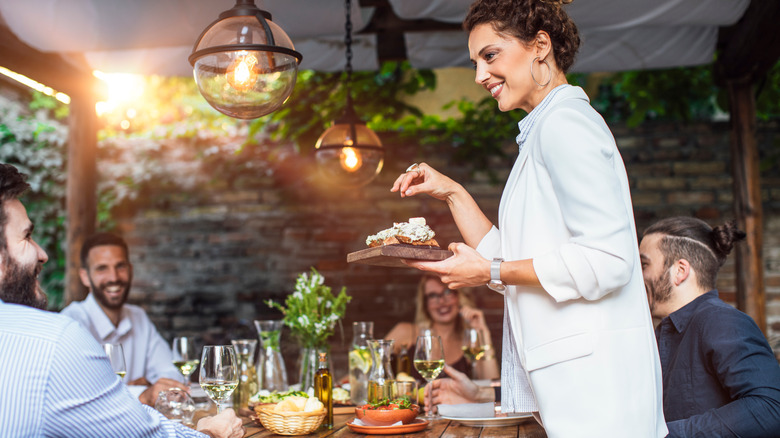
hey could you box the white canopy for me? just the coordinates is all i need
[0,0,749,75]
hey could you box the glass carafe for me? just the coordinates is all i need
[349,321,374,406]
[254,320,288,392]
[231,339,258,412]
[367,339,395,403]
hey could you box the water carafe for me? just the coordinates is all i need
[367,339,395,403]
[254,320,288,392]
[348,321,373,405]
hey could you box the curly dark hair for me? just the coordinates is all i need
[643,217,746,292]
[463,0,581,73]
[0,163,31,252]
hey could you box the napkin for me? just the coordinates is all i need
[436,403,496,418]
[351,418,403,427]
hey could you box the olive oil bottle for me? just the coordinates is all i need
[314,351,333,428]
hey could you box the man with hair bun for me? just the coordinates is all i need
[640,216,780,437]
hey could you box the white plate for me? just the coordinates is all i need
[441,413,534,427]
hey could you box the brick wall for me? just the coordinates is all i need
[111,119,780,380]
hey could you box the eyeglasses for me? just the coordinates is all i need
[425,289,456,303]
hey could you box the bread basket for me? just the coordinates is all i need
[255,404,326,435]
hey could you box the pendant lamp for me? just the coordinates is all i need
[314,0,384,187]
[189,0,302,119]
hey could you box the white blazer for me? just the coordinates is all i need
[477,86,667,437]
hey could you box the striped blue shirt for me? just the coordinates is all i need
[0,299,205,437]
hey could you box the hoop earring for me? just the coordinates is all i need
[530,57,552,87]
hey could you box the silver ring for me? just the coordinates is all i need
[406,163,421,174]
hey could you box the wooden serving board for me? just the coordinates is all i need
[347,244,453,268]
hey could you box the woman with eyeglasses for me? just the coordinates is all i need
[384,274,499,382]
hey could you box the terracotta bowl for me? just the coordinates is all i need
[355,405,420,426]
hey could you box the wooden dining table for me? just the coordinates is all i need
[239,412,548,438]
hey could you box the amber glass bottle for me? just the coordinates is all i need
[314,351,333,428]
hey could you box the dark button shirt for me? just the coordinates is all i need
[655,290,780,437]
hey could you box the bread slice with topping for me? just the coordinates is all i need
[366,217,439,248]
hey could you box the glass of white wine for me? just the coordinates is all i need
[172,336,200,389]
[103,343,127,380]
[462,328,485,378]
[199,345,238,413]
[414,334,445,420]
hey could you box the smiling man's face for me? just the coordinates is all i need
[81,245,133,311]
[0,198,49,309]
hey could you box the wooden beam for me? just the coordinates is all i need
[0,17,102,305]
[64,92,98,305]
[715,0,780,85]
[728,77,766,334]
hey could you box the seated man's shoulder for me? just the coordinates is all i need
[695,297,756,327]
[3,303,89,343]
[60,298,87,317]
[692,298,767,347]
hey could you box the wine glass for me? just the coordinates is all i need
[199,345,238,413]
[103,343,127,380]
[414,335,445,420]
[462,328,486,378]
[172,336,199,388]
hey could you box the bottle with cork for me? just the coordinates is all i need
[314,351,333,428]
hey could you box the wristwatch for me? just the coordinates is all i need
[487,258,506,292]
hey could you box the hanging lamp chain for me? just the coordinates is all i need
[344,0,353,89]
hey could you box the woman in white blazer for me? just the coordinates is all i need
[391,0,666,436]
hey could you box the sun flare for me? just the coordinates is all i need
[93,71,145,117]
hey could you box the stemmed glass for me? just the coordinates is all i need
[172,336,199,388]
[414,335,445,420]
[462,328,485,378]
[199,345,238,413]
[103,343,127,380]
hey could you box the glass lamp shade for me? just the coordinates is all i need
[315,122,384,187]
[189,3,302,119]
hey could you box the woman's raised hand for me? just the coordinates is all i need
[391,162,458,201]
[460,306,488,332]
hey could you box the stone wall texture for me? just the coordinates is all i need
[110,119,780,380]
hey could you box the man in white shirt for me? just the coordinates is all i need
[62,232,186,405]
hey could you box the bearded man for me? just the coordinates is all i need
[640,216,780,437]
[61,232,185,404]
[0,163,243,437]
[0,168,48,310]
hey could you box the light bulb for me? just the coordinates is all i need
[340,147,362,172]
[226,52,259,92]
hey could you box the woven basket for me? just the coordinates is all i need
[256,404,326,435]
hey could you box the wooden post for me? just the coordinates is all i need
[727,77,766,334]
[64,93,98,305]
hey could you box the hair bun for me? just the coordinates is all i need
[711,220,746,258]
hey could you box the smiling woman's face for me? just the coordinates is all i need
[423,277,459,324]
[469,23,538,113]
